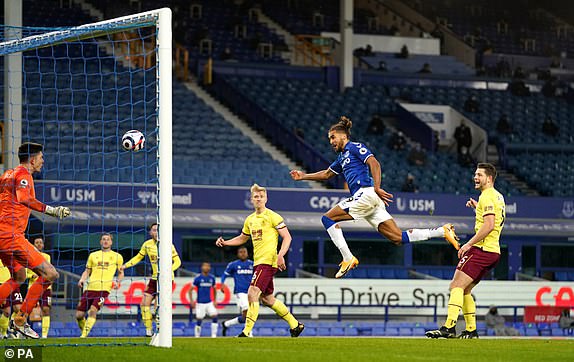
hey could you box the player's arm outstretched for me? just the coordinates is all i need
[120,248,145,272]
[276,227,292,272]
[366,157,394,206]
[215,234,250,247]
[290,168,337,181]
[15,174,70,219]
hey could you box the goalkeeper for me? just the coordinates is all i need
[0,143,70,338]
[121,223,181,337]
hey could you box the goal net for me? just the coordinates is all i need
[1,8,173,347]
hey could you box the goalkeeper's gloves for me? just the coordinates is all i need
[45,205,71,220]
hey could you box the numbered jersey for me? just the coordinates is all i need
[329,141,374,196]
[474,187,505,254]
[242,209,286,268]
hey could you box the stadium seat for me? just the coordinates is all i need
[385,327,400,336]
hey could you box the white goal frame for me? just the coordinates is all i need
[0,8,173,348]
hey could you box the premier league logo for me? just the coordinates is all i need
[562,201,574,218]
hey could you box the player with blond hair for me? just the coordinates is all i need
[291,116,460,278]
[216,184,304,338]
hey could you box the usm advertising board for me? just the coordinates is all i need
[101,278,574,317]
[35,182,574,219]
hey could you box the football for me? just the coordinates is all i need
[122,130,145,151]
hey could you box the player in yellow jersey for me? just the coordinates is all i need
[216,184,304,338]
[26,236,52,338]
[121,223,181,337]
[0,260,21,338]
[76,233,124,338]
[426,163,505,339]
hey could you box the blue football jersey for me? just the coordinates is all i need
[193,274,216,303]
[329,141,374,195]
[221,259,253,294]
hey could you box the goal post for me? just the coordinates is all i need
[1,8,173,347]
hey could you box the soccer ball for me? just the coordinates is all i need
[122,130,145,151]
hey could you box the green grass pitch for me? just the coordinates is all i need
[3,337,574,362]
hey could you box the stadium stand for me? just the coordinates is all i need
[221,75,522,196]
[388,84,574,196]
[404,0,573,57]
[361,52,474,75]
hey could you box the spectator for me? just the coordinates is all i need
[417,63,432,74]
[396,44,409,59]
[220,47,235,61]
[364,44,374,57]
[496,114,513,135]
[508,79,531,97]
[463,96,480,113]
[512,66,526,79]
[485,306,520,336]
[541,77,558,98]
[367,114,385,135]
[378,60,388,72]
[495,58,511,78]
[559,309,574,329]
[401,174,419,193]
[294,127,305,139]
[458,147,474,167]
[408,144,426,166]
[542,116,559,137]
[388,131,407,151]
[454,120,473,154]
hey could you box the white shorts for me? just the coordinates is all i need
[235,293,249,312]
[195,302,217,319]
[338,187,393,228]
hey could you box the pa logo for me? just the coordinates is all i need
[562,201,574,218]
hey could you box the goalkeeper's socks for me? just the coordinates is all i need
[82,316,96,337]
[21,277,50,314]
[0,280,19,306]
[76,318,85,332]
[445,287,464,329]
[0,313,9,336]
[141,306,153,332]
[401,228,443,243]
[462,293,477,332]
[324,220,353,261]
[242,301,260,335]
[270,300,299,329]
[42,316,50,338]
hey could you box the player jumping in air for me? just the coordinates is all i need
[0,142,70,338]
[26,236,52,338]
[220,246,253,336]
[426,163,505,339]
[76,233,124,338]
[121,223,181,337]
[190,262,218,338]
[290,116,460,278]
[216,184,304,338]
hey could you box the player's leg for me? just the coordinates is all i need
[239,285,261,337]
[222,293,248,336]
[375,218,459,249]
[0,304,10,337]
[81,304,100,338]
[323,202,360,278]
[208,303,218,338]
[459,282,479,339]
[0,255,26,306]
[194,303,206,337]
[14,238,59,337]
[426,269,474,338]
[261,292,303,337]
[41,295,51,339]
[141,280,156,336]
[75,292,88,333]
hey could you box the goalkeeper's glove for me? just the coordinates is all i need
[45,205,71,220]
